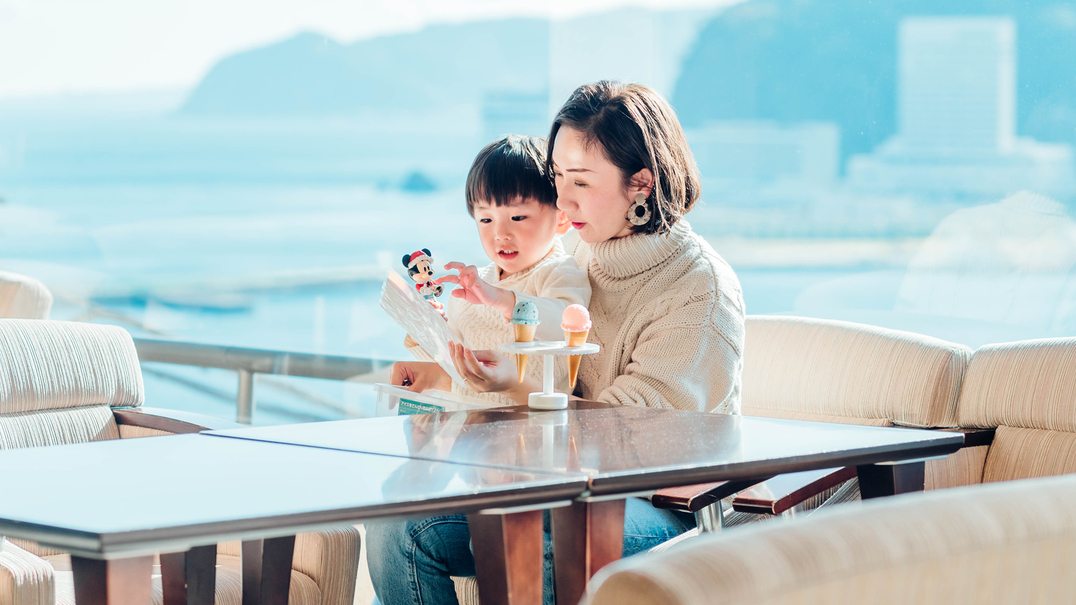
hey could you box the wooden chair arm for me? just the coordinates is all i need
[729,428,997,515]
[112,407,245,434]
[651,477,772,513]
[732,467,856,515]
[941,427,995,447]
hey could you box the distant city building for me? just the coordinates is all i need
[687,120,840,191]
[899,17,1016,152]
[481,91,549,145]
[847,17,1075,199]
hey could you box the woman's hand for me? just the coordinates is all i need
[449,341,536,403]
[437,262,516,320]
[390,361,451,393]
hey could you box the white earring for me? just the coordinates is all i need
[627,192,651,226]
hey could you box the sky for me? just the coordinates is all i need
[0,0,736,100]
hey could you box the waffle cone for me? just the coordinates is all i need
[514,324,537,382]
[564,329,589,389]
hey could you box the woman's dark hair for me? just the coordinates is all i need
[465,135,558,216]
[547,81,701,235]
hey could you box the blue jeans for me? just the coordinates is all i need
[366,498,695,605]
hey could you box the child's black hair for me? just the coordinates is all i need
[465,134,558,216]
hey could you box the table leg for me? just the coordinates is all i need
[857,460,926,499]
[241,536,295,605]
[467,510,544,605]
[551,499,626,605]
[71,555,153,605]
[161,544,217,605]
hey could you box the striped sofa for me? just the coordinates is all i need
[0,319,361,605]
[588,330,1076,604]
[729,330,1076,518]
[584,472,1076,605]
[649,315,975,534]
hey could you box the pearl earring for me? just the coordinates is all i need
[627,192,651,226]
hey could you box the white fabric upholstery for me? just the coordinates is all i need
[0,538,53,605]
[957,337,1076,432]
[742,316,971,428]
[0,319,143,415]
[0,405,119,450]
[215,530,360,605]
[0,273,52,320]
[950,337,1076,486]
[586,474,1076,605]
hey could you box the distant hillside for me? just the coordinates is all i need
[674,0,1076,160]
[180,19,550,116]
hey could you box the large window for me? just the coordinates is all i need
[2,1,1072,421]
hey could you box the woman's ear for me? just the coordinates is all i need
[628,167,655,199]
[555,208,571,235]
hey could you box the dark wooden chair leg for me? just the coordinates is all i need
[242,540,263,605]
[161,545,217,605]
[467,510,544,605]
[857,460,926,499]
[551,499,626,605]
[242,536,295,605]
[71,555,153,605]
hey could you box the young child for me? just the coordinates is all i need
[408,134,591,405]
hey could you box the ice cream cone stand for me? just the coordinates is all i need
[498,340,600,409]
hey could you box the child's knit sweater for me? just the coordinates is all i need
[563,220,745,414]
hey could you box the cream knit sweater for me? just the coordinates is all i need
[564,220,745,414]
[409,239,592,406]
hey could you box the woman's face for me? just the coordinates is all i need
[552,126,647,244]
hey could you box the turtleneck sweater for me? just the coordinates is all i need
[563,219,745,413]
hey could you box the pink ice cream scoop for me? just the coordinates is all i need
[561,304,592,332]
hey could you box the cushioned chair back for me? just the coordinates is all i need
[957,337,1076,484]
[0,319,144,449]
[0,272,53,320]
[585,473,1076,605]
[742,316,971,428]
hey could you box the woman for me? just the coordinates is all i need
[370,81,746,605]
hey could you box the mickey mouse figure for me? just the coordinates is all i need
[402,249,445,301]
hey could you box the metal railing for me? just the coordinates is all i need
[133,338,396,424]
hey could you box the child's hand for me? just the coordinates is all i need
[448,341,521,394]
[437,262,516,320]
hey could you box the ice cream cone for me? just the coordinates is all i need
[564,328,589,388]
[514,323,537,382]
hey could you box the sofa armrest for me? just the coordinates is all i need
[292,528,361,605]
[112,407,245,434]
[651,478,771,513]
[0,537,54,605]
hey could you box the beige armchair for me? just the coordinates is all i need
[651,315,974,531]
[709,333,1076,525]
[953,336,1076,484]
[585,472,1076,605]
[0,272,52,320]
[0,319,360,605]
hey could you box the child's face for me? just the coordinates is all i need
[473,197,568,278]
